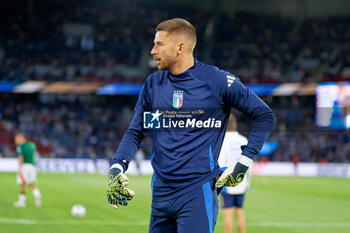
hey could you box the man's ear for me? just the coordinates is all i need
[177,42,186,55]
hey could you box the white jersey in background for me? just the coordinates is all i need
[218,131,251,194]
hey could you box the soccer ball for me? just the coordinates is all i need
[71,204,86,218]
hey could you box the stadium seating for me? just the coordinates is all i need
[1,1,349,83]
[1,1,349,163]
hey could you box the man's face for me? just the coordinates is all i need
[151,31,178,71]
[15,135,26,145]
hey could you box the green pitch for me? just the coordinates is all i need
[0,172,350,233]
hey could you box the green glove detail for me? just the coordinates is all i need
[107,168,135,208]
[215,162,249,188]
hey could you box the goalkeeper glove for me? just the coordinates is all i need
[107,165,135,209]
[216,155,253,188]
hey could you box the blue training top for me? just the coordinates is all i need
[112,59,276,200]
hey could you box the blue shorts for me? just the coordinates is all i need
[221,192,245,209]
[149,180,218,233]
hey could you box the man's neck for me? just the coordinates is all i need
[170,56,195,75]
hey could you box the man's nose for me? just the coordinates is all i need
[151,46,157,55]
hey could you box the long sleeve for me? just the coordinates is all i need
[223,76,276,159]
[111,84,150,171]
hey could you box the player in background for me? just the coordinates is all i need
[13,133,42,207]
[218,114,251,233]
[134,148,145,175]
[107,18,275,233]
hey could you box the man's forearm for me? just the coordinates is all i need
[18,156,24,173]
[112,128,145,171]
[241,110,276,159]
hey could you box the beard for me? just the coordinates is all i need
[157,55,177,71]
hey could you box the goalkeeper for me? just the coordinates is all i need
[107,18,275,233]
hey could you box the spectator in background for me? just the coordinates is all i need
[291,154,300,176]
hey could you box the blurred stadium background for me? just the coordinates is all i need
[0,0,350,232]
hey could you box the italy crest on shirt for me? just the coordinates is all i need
[173,90,183,109]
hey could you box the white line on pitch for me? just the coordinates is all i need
[251,222,350,228]
[1,217,350,228]
[0,217,148,226]
[0,218,37,224]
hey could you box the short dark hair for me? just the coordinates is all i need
[156,18,197,46]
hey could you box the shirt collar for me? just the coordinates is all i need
[168,58,199,82]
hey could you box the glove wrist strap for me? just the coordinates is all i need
[110,163,124,173]
[239,155,253,168]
